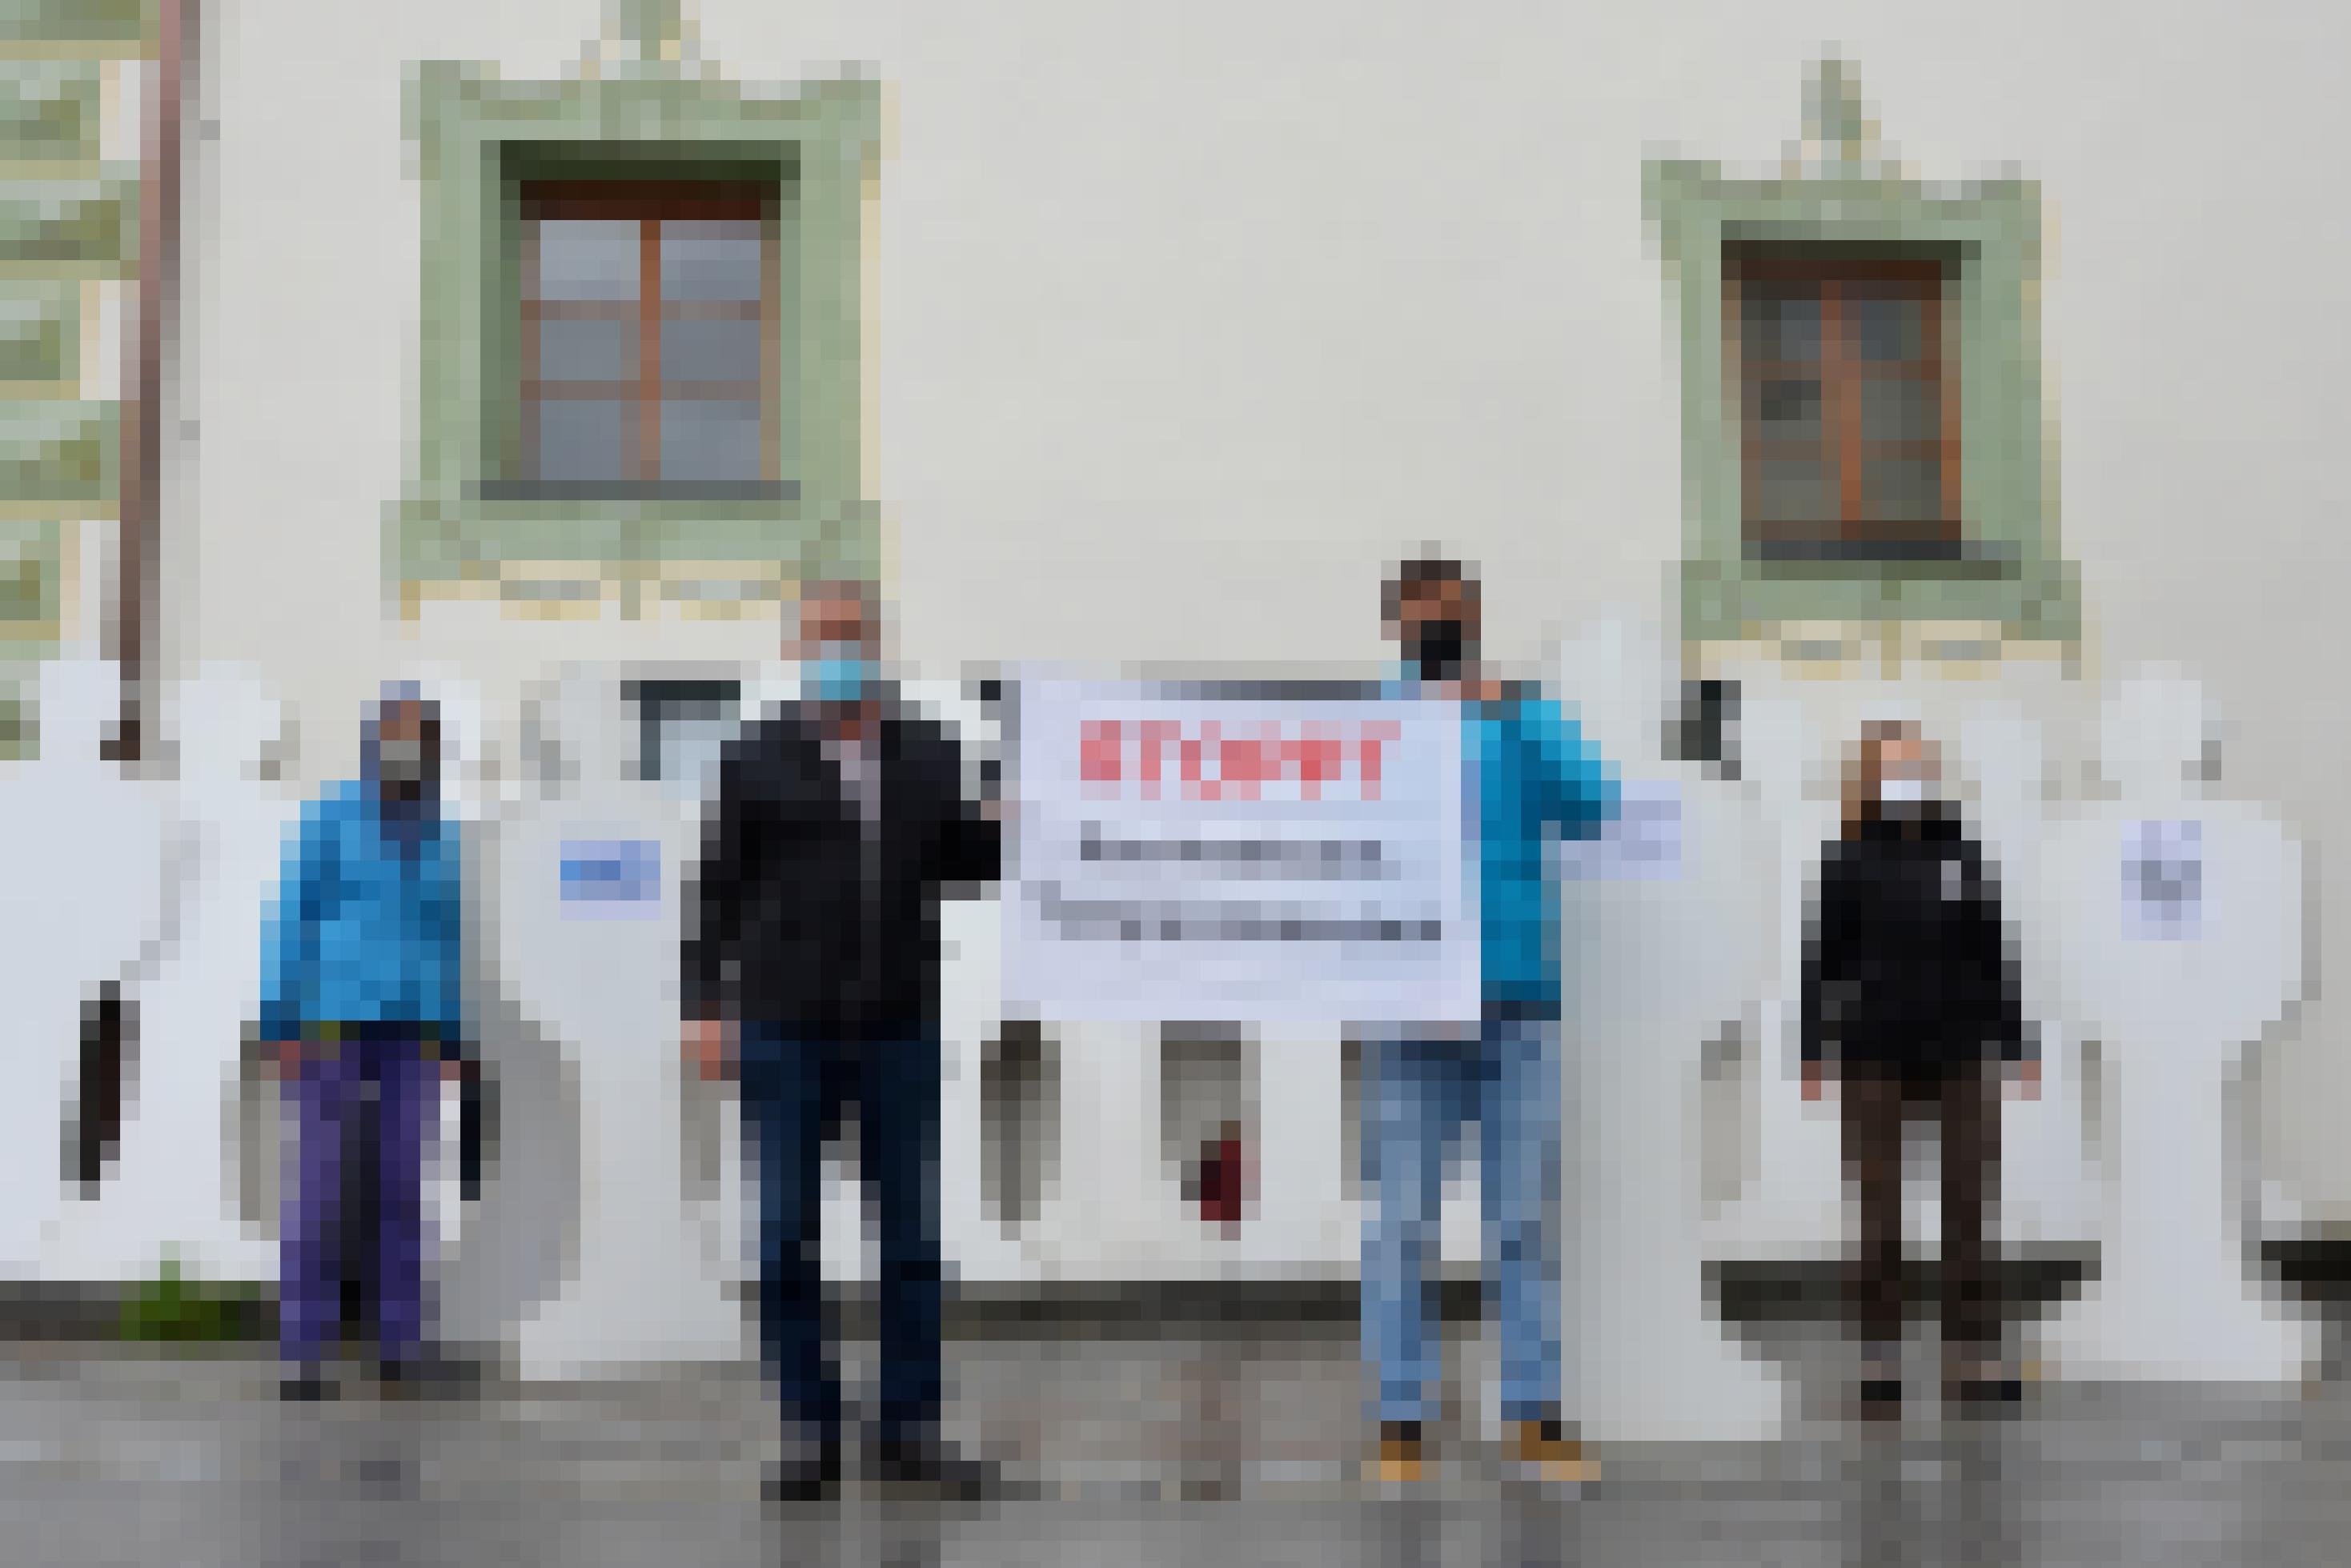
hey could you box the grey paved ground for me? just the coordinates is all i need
[0,1326,2346,1566]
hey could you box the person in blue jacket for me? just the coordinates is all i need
[259,684,464,1400]
[1364,555,1619,1486]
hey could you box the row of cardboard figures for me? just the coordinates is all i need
[0,616,2315,1439]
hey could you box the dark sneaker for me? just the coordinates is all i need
[1852,1365,1903,1422]
[762,1446,845,1505]
[871,1438,993,1502]
[279,1370,333,1403]
[1943,1350,2022,1414]
[1944,1369,2023,1413]
[1852,1344,1903,1422]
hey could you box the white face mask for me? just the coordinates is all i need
[1878,777,1931,804]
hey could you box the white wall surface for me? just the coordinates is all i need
[183,0,2351,1210]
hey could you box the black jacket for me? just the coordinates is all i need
[1799,808,2028,1078]
[682,697,1000,1040]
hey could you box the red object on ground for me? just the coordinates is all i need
[1196,1135,1246,1232]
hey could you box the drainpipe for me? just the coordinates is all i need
[106,0,194,765]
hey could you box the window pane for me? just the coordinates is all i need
[1742,289,1819,364]
[661,315,763,387]
[1751,377,1822,443]
[1751,456,1832,526]
[1847,291,1925,363]
[661,220,763,303]
[1860,375,1940,444]
[660,397,761,483]
[534,219,640,303]
[536,317,638,383]
[536,399,636,484]
[653,706,744,804]
[1861,455,1944,523]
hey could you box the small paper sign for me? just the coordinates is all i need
[560,839,661,919]
[1558,780,1683,881]
[2122,819,2201,940]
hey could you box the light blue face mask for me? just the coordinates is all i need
[809,644,877,706]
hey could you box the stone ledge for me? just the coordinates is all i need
[16,1242,2340,1348]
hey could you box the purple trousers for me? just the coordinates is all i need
[279,1034,434,1366]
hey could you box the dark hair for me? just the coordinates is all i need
[377,696,440,739]
[1840,719,1928,839]
[1382,555,1479,623]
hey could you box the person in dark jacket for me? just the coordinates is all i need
[683,580,1000,1502]
[1800,719,2036,1415]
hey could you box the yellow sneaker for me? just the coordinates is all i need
[1366,1421,1426,1487]
[1512,1418,1596,1486]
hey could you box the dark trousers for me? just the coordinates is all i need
[1836,1065,2002,1356]
[738,1025,944,1447]
[280,1034,433,1366]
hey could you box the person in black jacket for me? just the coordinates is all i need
[1799,719,2036,1416]
[683,580,1000,1502]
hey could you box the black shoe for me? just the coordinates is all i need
[1856,1377,1903,1421]
[279,1370,333,1403]
[1947,1375,2023,1413]
[376,1357,451,1400]
[763,1446,845,1505]
[871,1438,993,1502]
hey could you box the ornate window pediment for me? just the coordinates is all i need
[392,1,883,620]
[1646,58,2081,658]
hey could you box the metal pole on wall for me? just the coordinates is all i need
[107,0,195,765]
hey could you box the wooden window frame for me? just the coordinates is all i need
[1725,255,1960,555]
[518,179,778,491]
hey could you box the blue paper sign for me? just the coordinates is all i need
[560,839,661,917]
[2122,819,2201,940]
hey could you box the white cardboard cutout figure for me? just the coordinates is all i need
[1947,701,2096,1253]
[2039,670,2317,1382]
[41,664,287,1281]
[486,668,748,1374]
[1709,684,1848,1261]
[0,660,170,1274]
[1553,615,1786,1440]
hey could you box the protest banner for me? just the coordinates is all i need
[1002,677,1477,1025]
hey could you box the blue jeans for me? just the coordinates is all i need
[1361,1014,1562,1426]
[737,1026,944,1447]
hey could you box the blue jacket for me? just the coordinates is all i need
[1458,688,1619,1010]
[259,780,464,1041]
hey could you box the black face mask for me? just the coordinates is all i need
[1869,796,1951,833]
[1406,620,1470,683]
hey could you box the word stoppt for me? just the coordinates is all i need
[1077,718,1402,802]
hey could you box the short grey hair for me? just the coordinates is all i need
[794,577,885,642]
[373,680,439,729]
[797,577,881,612]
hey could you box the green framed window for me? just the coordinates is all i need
[507,173,785,498]
[1727,246,1960,559]
[0,177,134,274]
[1645,60,2080,647]
[393,52,882,612]
[0,401,115,515]
[0,519,62,680]
[0,0,156,54]
[0,281,78,390]
[0,61,104,165]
